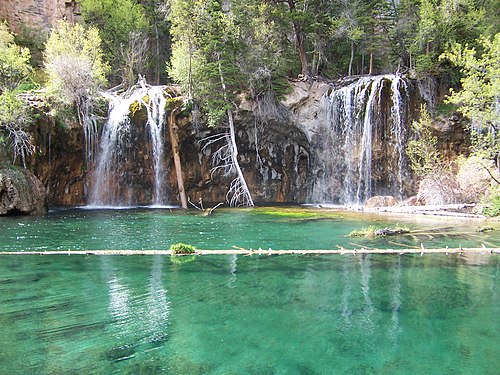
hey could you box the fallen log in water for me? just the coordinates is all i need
[0,248,498,256]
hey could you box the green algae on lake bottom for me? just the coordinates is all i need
[0,254,498,374]
[0,208,498,373]
[0,207,499,251]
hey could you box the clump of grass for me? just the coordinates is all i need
[349,225,410,237]
[170,243,196,255]
[349,226,378,237]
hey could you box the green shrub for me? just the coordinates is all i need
[406,105,442,179]
[170,242,196,255]
[482,192,500,217]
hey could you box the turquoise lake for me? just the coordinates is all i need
[1,206,500,251]
[0,208,499,373]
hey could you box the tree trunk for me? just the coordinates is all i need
[281,0,309,77]
[187,36,194,101]
[361,40,365,75]
[294,21,309,77]
[154,23,160,85]
[168,109,188,209]
[369,50,374,76]
[227,107,254,206]
[348,40,354,77]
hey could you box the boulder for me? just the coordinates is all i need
[416,175,463,205]
[457,156,500,203]
[364,195,398,208]
[0,168,48,215]
[401,196,421,206]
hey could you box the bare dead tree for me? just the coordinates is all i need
[249,66,289,171]
[7,127,34,168]
[0,91,34,168]
[121,31,150,88]
[209,58,254,207]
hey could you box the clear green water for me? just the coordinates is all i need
[0,207,499,251]
[0,254,498,374]
[0,208,499,373]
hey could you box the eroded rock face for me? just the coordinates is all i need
[185,108,312,204]
[28,112,86,206]
[282,77,416,204]
[0,167,47,215]
[0,0,80,34]
[27,79,467,207]
[416,175,464,205]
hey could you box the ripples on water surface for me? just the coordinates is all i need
[0,208,499,373]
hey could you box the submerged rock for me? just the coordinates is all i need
[0,168,47,215]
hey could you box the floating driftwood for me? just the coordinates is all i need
[0,247,498,256]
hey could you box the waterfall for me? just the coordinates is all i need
[312,74,410,206]
[88,86,169,207]
[146,86,168,205]
[391,77,409,200]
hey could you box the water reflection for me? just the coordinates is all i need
[341,258,353,328]
[359,255,374,335]
[0,255,498,373]
[145,255,170,344]
[389,256,402,346]
[100,256,170,359]
[228,254,237,288]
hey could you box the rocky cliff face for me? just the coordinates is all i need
[182,103,312,204]
[24,77,467,208]
[0,0,79,33]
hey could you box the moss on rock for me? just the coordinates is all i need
[0,167,47,215]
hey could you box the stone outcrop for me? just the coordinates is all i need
[457,156,500,203]
[0,167,47,215]
[0,0,80,34]
[282,76,417,204]
[25,106,87,206]
[125,94,313,205]
[416,175,464,205]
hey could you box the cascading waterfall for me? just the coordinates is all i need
[88,86,169,207]
[312,74,410,206]
[146,86,168,205]
[391,77,409,200]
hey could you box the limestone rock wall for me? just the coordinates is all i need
[181,109,312,204]
[0,0,79,34]
[24,79,468,208]
[25,108,87,207]
[0,167,47,215]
